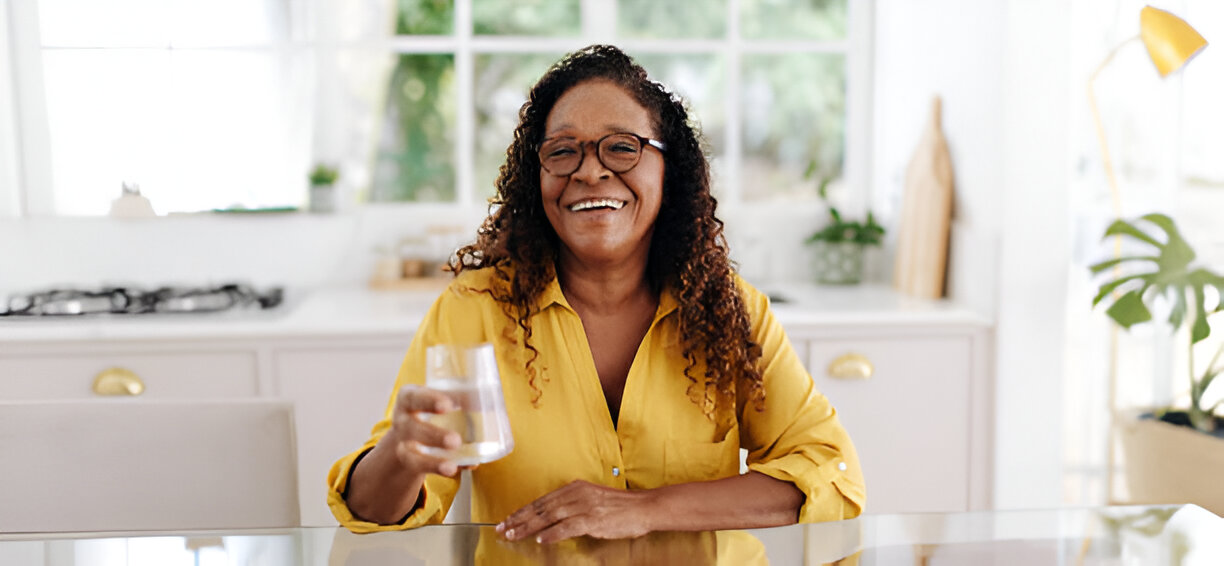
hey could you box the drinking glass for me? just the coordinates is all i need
[421,343,514,466]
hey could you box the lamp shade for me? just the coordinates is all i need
[1140,6,1207,77]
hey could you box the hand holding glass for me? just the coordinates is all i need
[420,343,514,466]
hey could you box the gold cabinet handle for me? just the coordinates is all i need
[827,353,874,380]
[92,367,145,396]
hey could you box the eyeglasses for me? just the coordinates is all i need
[538,133,667,177]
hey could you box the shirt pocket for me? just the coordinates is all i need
[664,434,740,485]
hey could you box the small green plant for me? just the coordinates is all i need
[803,170,885,246]
[1090,213,1224,433]
[806,207,885,246]
[309,164,339,186]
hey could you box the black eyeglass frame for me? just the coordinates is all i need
[537,133,667,177]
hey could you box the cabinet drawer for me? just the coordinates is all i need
[808,336,972,513]
[0,351,259,400]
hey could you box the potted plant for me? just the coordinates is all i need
[804,175,885,285]
[1090,213,1224,513]
[308,163,340,213]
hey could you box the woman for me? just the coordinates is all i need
[328,45,864,542]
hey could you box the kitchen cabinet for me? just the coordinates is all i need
[272,340,408,527]
[0,335,410,528]
[797,327,992,513]
[0,284,992,525]
[0,343,260,400]
[765,284,993,513]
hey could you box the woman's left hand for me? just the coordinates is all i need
[496,480,655,543]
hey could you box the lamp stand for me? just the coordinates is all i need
[1086,34,1138,506]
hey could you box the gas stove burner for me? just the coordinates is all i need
[0,284,284,317]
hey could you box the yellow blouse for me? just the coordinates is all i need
[327,268,865,533]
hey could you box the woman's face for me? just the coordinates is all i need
[539,79,664,269]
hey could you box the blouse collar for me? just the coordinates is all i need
[537,276,679,323]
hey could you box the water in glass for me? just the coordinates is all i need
[422,343,514,466]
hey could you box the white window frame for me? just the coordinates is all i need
[7,0,874,217]
[0,3,20,217]
[3,0,53,217]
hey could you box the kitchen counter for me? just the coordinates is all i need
[0,281,995,525]
[0,282,989,344]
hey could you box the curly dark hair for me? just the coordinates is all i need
[453,44,763,417]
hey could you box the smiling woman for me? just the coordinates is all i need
[538,81,666,271]
[330,45,864,545]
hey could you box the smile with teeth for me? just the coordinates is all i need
[568,198,626,212]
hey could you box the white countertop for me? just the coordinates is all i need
[0,283,991,344]
[765,283,989,327]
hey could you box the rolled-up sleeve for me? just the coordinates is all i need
[326,433,461,532]
[737,279,866,521]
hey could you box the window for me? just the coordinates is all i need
[368,0,863,206]
[5,0,869,216]
[7,0,310,216]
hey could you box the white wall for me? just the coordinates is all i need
[871,0,1006,316]
[872,0,1070,509]
[996,0,1071,509]
[0,205,488,295]
[0,201,835,296]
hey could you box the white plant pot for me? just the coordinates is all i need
[810,241,865,285]
[309,184,336,213]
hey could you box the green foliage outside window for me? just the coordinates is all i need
[618,0,726,39]
[741,53,846,200]
[396,0,452,34]
[473,53,563,197]
[473,0,580,36]
[373,54,456,202]
[372,0,849,203]
[370,1,456,201]
[740,0,847,40]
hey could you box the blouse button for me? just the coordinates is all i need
[838,462,847,471]
[612,467,621,477]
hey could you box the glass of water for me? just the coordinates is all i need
[421,343,514,466]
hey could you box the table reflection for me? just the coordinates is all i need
[330,527,768,565]
[1,504,1221,565]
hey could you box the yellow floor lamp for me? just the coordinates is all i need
[1088,5,1207,504]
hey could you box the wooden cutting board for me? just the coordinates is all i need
[894,97,955,299]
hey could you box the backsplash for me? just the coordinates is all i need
[0,201,839,297]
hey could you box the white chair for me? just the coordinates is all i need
[0,399,300,533]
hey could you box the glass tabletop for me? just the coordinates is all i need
[1,504,1221,565]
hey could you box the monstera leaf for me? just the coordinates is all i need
[1090,213,1224,345]
[1090,213,1224,433]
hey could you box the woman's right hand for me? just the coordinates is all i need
[347,383,466,525]
[384,384,464,479]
